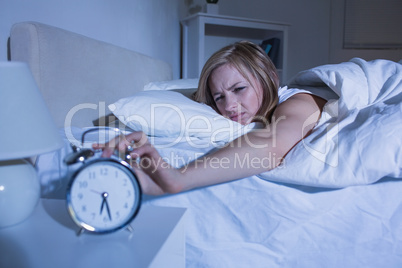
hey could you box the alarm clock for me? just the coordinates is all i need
[64,127,141,235]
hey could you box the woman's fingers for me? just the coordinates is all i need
[92,131,149,158]
[127,143,158,170]
[122,132,149,149]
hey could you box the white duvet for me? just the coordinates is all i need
[37,58,402,267]
[258,57,402,187]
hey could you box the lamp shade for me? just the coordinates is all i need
[0,62,63,160]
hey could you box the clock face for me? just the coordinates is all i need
[67,159,141,233]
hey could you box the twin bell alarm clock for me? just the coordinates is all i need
[64,127,141,235]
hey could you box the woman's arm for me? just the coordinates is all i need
[94,93,326,195]
[173,93,326,192]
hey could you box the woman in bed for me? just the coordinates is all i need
[94,41,327,195]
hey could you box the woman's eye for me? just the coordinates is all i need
[234,86,246,92]
[215,95,223,102]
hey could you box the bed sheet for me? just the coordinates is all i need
[146,175,402,267]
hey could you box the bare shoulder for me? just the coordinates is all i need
[271,93,327,142]
[274,93,327,117]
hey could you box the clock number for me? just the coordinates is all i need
[100,168,108,176]
[77,193,83,200]
[88,171,96,179]
[82,205,87,212]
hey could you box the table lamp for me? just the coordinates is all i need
[0,61,63,228]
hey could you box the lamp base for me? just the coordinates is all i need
[0,159,40,228]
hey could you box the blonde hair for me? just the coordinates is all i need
[194,40,279,123]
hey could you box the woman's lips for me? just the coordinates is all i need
[230,112,245,122]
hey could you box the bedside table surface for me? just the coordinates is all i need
[0,198,186,268]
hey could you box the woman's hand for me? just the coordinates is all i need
[130,166,166,196]
[92,131,184,195]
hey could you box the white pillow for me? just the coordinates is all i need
[143,78,199,91]
[108,90,253,143]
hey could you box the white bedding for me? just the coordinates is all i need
[145,59,402,267]
[258,57,402,187]
[36,58,402,267]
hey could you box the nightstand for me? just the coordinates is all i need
[0,198,186,268]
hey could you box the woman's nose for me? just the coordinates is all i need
[224,95,238,112]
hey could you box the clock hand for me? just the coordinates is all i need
[101,192,112,221]
[91,189,102,195]
[105,198,112,221]
[100,197,106,215]
[94,189,109,217]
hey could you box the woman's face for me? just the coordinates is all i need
[209,64,263,125]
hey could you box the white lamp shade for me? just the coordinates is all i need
[0,62,63,160]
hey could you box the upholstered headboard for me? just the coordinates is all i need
[9,22,172,128]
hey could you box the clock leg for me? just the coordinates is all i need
[126,224,133,233]
[76,228,85,236]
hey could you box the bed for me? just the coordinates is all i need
[9,22,402,267]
